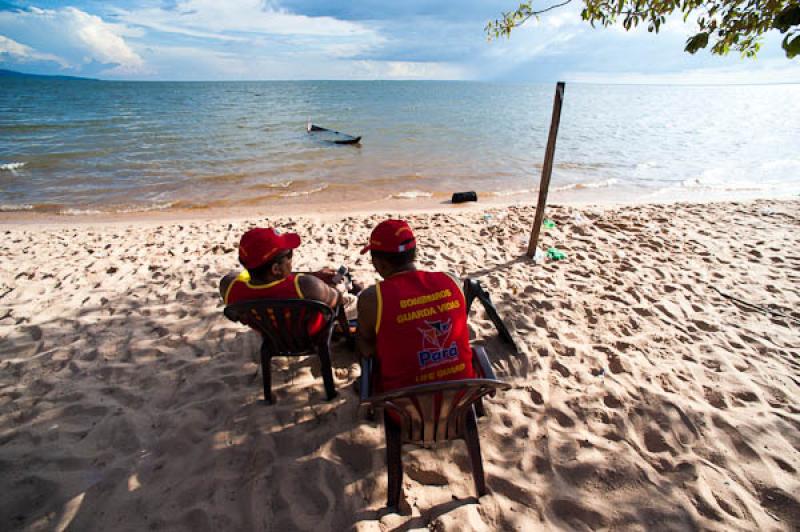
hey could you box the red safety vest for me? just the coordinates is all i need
[224,272,324,335]
[375,270,474,392]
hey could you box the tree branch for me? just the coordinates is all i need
[531,0,574,17]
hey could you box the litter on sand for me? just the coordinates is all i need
[546,247,566,260]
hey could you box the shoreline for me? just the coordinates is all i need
[1,187,797,226]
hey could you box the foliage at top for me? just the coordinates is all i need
[486,0,800,58]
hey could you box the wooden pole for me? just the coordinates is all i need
[526,82,565,259]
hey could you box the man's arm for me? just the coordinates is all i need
[297,273,341,308]
[356,286,378,359]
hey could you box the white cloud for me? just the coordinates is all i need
[0,34,69,67]
[381,61,470,80]
[105,0,388,74]
[113,0,378,39]
[564,59,800,85]
[129,42,470,81]
[0,7,144,72]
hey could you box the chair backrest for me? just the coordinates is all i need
[365,379,511,446]
[224,298,336,356]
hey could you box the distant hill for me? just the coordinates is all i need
[0,69,97,81]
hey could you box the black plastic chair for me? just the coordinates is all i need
[224,298,338,404]
[361,347,510,510]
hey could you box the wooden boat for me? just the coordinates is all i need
[307,123,361,145]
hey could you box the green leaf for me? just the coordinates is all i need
[774,6,800,33]
[783,33,800,59]
[685,32,709,53]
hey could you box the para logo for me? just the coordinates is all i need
[417,319,459,368]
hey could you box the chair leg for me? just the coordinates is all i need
[260,345,272,404]
[464,406,488,497]
[318,343,337,401]
[475,397,486,418]
[385,412,403,510]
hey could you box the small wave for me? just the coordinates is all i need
[116,202,175,214]
[1,162,26,171]
[61,208,105,216]
[249,180,293,190]
[635,161,659,171]
[491,188,535,197]
[0,203,34,212]
[280,183,328,197]
[554,178,619,192]
[680,177,764,192]
[390,190,433,199]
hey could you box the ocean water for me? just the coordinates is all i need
[1,79,799,214]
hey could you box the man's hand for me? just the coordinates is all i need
[351,279,364,294]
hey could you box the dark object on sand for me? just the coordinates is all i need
[452,191,478,203]
[464,278,519,354]
[307,123,361,145]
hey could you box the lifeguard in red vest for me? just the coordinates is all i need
[219,227,345,335]
[357,219,474,392]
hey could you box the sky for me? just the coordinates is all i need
[0,0,798,82]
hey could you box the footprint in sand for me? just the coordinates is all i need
[755,485,800,528]
[643,427,675,454]
[546,407,576,429]
[550,498,609,530]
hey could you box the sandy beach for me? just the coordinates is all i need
[1,198,798,531]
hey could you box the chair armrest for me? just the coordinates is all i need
[359,357,373,401]
[472,346,496,380]
[365,378,510,406]
[223,306,241,323]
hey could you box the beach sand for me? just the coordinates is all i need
[1,198,798,531]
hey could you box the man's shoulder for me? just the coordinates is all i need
[415,269,460,279]
[296,272,326,297]
[418,270,463,293]
[358,284,378,302]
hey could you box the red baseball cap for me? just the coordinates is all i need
[360,219,416,254]
[238,227,300,269]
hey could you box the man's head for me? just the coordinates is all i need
[239,227,300,279]
[361,219,417,278]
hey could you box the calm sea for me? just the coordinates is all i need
[1,80,799,214]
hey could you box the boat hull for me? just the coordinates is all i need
[308,124,361,145]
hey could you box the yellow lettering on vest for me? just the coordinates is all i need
[415,371,437,383]
[396,305,438,324]
[399,289,452,309]
[435,362,465,379]
[396,297,462,324]
[436,299,460,313]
